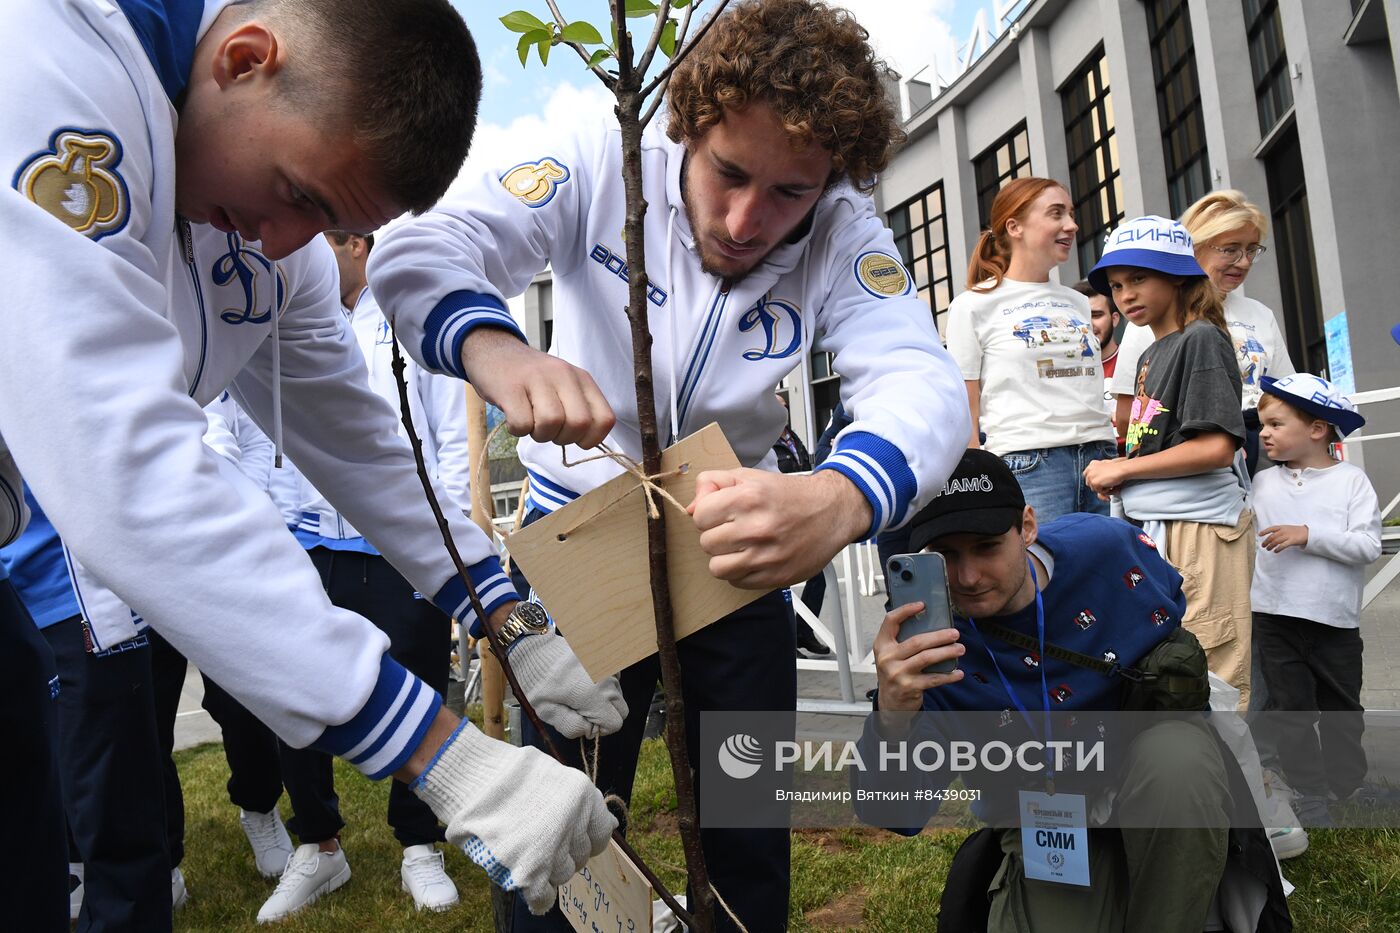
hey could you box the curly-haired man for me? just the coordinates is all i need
[372,1,969,928]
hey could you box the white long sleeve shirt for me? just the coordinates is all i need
[369,119,968,541]
[1251,461,1381,628]
[0,0,513,779]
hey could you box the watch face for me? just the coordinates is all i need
[513,601,551,632]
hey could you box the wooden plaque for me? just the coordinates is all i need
[507,423,765,681]
[558,840,653,933]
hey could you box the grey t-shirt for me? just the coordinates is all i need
[1124,320,1245,459]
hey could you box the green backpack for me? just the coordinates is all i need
[977,623,1211,713]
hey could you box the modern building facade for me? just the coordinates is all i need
[513,0,1400,500]
[788,0,1400,493]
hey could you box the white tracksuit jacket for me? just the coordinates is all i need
[371,120,968,546]
[295,287,474,546]
[0,0,515,779]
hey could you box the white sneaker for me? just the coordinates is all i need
[1269,826,1309,860]
[171,867,189,911]
[257,843,351,924]
[70,862,84,922]
[240,808,295,879]
[400,844,459,912]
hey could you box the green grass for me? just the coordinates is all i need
[174,737,1400,932]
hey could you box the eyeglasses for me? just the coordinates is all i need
[1208,244,1268,263]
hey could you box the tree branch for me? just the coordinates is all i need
[387,333,695,929]
[544,0,618,89]
[633,0,673,85]
[638,2,692,128]
[639,0,731,101]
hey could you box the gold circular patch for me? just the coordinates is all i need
[857,252,909,297]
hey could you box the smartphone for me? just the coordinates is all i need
[886,552,957,674]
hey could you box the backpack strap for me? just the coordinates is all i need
[976,621,1144,681]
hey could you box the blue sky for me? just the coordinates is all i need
[449,1,1004,141]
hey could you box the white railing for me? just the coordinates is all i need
[1339,385,1400,610]
[790,541,885,715]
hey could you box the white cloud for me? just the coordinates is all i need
[832,0,958,81]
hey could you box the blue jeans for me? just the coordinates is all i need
[1000,441,1116,524]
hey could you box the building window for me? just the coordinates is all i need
[887,182,955,338]
[809,350,841,443]
[493,492,520,517]
[1264,125,1326,375]
[973,122,1033,229]
[1243,0,1293,137]
[1061,46,1123,273]
[1146,0,1211,216]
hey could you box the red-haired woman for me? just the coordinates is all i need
[945,177,1116,521]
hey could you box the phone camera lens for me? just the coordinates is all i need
[900,570,913,582]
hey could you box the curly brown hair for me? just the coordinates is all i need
[665,0,905,193]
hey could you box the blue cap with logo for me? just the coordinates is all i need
[1088,215,1208,297]
[1260,373,1365,437]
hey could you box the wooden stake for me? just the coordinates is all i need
[464,385,506,740]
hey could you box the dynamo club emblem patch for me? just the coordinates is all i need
[500,157,570,208]
[14,128,129,240]
[854,251,911,298]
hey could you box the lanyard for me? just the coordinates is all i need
[967,558,1057,791]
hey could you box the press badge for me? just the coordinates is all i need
[1019,790,1090,886]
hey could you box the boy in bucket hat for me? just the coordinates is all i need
[1251,374,1381,826]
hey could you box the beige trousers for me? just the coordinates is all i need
[1163,510,1255,709]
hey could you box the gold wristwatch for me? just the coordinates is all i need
[495,601,551,652]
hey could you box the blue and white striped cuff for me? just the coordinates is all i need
[815,431,917,537]
[313,653,442,780]
[434,556,520,638]
[523,468,580,515]
[421,290,525,380]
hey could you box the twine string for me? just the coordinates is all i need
[560,443,690,520]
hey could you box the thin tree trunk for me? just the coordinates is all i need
[613,3,716,925]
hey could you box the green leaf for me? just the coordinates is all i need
[500,10,549,34]
[517,28,549,65]
[587,47,614,68]
[625,0,659,18]
[537,35,551,65]
[560,21,605,45]
[673,0,692,7]
[659,17,677,57]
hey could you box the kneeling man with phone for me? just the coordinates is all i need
[863,450,1289,933]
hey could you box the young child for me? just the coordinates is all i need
[1081,216,1254,706]
[1251,373,1380,825]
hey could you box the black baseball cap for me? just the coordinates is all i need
[908,450,1026,552]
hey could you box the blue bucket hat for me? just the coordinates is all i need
[1260,374,1365,438]
[1088,215,1208,296]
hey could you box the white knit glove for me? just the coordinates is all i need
[412,720,616,914]
[509,633,628,738]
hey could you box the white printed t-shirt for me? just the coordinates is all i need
[946,278,1115,454]
[1111,290,1296,410]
